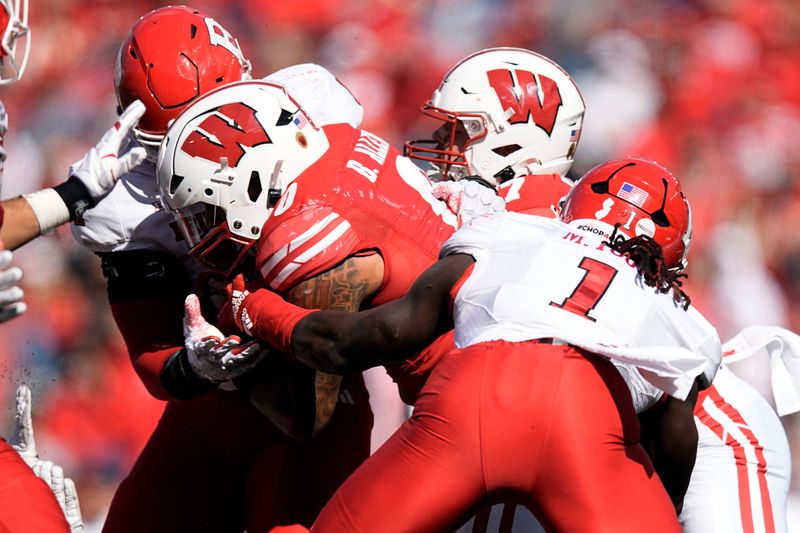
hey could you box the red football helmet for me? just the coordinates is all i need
[115,5,251,155]
[0,0,30,84]
[559,157,692,271]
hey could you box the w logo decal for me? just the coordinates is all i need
[487,69,562,136]
[181,102,271,166]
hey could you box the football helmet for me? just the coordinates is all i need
[157,80,329,276]
[0,0,30,84]
[559,157,692,271]
[115,5,251,156]
[405,47,584,186]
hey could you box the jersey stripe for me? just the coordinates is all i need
[260,212,341,280]
[270,219,353,288]
[695,385,775,533]
[706,387,776,533]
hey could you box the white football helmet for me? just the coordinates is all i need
[157,80,330,275]
[0,0,29,84]
[406,47,585,186]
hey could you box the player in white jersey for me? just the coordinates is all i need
[221,157,720,531]
[679,325,797,533]
[561,162,795,530]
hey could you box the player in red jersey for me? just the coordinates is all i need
[205,158,719,532]
[60,7,377,533]
[158,79,458,423]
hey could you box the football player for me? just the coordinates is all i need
[69,6,375,532]
[158,78,459,424]
[406,47,584,217]
[206,157,720,532]
[411,47,796,532]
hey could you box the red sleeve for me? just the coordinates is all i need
[0,202,5,230]
[257,205,363,292]
[110,296,184,400]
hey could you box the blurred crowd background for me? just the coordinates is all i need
[0,0,798,530]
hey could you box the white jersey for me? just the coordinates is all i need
[441,212,721,400]
[71,63,363,255]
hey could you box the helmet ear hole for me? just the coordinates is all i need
[492,144,522,156]
[247,171,263,203]
[169,174,185,195]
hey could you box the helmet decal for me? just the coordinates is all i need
[486,68,562,134]
[180,102,271,166]
[594,197,614,220]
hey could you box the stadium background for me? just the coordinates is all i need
[0,0,798,529]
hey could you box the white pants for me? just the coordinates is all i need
[682,365,792,533]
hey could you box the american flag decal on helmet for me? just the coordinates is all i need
[617,182,648,208]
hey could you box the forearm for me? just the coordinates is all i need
[1,178,97,250]
[111,297,189,400]
[641,381,700,514]
[652,416,697,514]
[0,196,53,250]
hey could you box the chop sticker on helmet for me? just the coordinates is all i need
[594,197,614,220]
[635,217,655,238]
[181,102,271,166]
[617,181,648,208]
[486,69,562,135]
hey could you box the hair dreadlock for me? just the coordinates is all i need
[605,225,691,310]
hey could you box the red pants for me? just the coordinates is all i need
[313,341,680,533]
[103,375,372,533]
[0,438,69,533]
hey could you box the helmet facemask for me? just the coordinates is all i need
[0,0,30,85]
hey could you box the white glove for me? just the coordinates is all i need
[10,385,84,532]
[183,294,267,383]
[69,100,147,201]
[432,178,506,227]
[0,248,25,323]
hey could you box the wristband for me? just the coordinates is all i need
[159,348,217,400]
[236,288,315,358]
[21,188,71,234]
[53,176,95,220]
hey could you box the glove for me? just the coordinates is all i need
[10,385,84,532]
[69,100,147,201]
[0,246,25,323]
[431,177,505,227]
[183,294,267,383]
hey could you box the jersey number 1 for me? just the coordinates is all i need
[550,257,617,322]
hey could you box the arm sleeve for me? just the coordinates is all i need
[100,250,194,400]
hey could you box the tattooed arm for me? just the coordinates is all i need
[238,253,384,439]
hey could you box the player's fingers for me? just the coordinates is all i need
[0,249,12,269]
[0,301,26,323]
[184,294,207,331]
[115,147,147,175]
[12,385,36,456]
[50,464,67,509]
[38,460,54,489]
[117,99,146,130]
[0,285,23,307]
[64,477,81,516]
[0,263,22,290]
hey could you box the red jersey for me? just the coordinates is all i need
[256,124,458,305]
[498,173,572,216]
